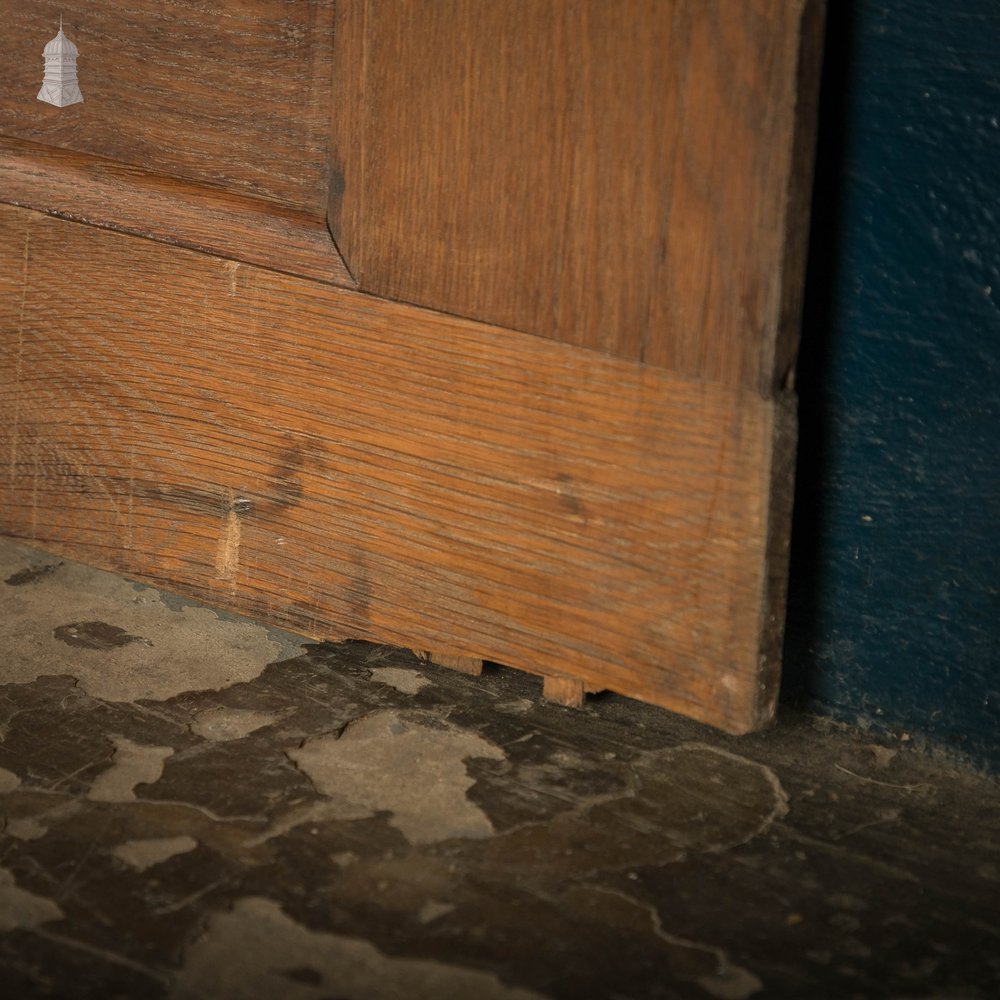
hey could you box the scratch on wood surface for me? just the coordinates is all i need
[244,268,260,346]
[30,435,39,539]
[215,504,242,582]
[126,444,135,551]
[225,259,240,296]
[9,227,30,483]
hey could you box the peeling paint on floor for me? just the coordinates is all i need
[0,539,300,703]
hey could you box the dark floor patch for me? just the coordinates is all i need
[52,621,152,651]
[4,563,62,586]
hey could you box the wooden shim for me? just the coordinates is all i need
[0,138,353,287]
[542,675,586,709]
[429,655,484,677]
[0,206,787,734]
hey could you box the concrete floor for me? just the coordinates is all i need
[0,537,998,999]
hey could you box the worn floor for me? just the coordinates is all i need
[0,537,997,1000]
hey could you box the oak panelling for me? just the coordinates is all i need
[0,0,334,213]
[0,137,353,286]
[0,205,785,733]
[330,0,823,392]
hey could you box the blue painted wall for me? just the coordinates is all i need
[784,0,999,770]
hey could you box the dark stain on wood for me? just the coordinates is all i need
[263,441,310,512]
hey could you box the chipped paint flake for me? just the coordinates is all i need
[370,667,431,695]
[191,708,281,741]
[418,900,455,924]
[6,816,50,841]
[0,866,64,931]
[88,737,173,802]
[114,836,198,872]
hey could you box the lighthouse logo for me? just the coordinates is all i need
[38,18,83,107]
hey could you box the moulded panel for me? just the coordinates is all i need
[0,0,335,213]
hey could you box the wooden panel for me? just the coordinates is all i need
[0,0,334,213]
[0,205,791,734]
[0,138,353,286]
[330,0,823,391]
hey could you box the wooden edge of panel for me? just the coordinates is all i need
[0,207,791,734]
[767,0,827,395]
[748,391,799,731]
[0,136,355,288]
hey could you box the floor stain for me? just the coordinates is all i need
[4,562,62,586]
[114,836,198,872]
[53,621,152,651]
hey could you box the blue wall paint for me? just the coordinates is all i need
[784,0,1000,769]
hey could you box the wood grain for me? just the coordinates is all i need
[330,0,824,392]
[0,137,353,286]
[0,0,334,213]
[0,206,786,734]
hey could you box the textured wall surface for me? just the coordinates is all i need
[785,0,999,770]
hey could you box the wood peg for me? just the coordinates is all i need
[429,654,484,677]
[542,674,586,708]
